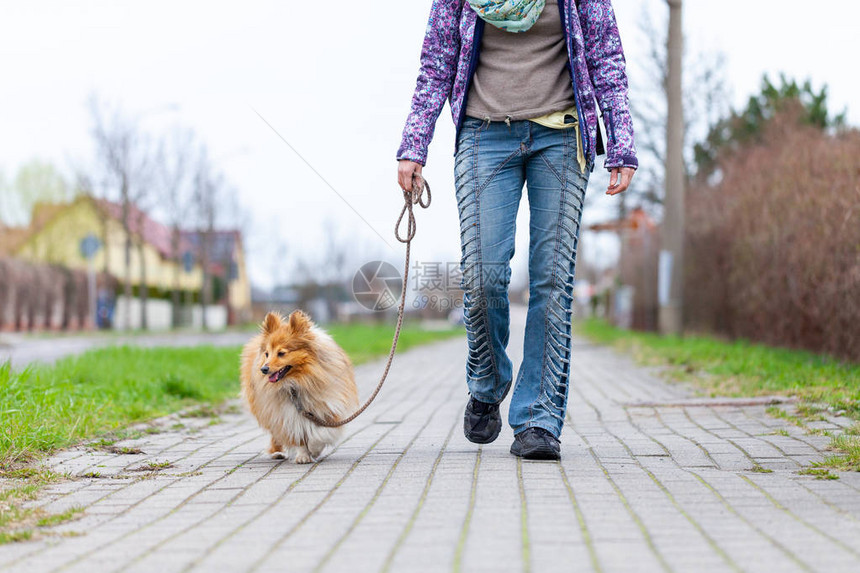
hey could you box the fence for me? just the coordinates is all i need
[0,258,113,331]
[112,296,228,331]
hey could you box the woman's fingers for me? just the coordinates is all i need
[398,160,423,192]
[607,169,620,191]
[398,164,412,192]
[606,167,635,196]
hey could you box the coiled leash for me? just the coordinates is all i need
[302,172,431,427]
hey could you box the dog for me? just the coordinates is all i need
[241,310,359,463]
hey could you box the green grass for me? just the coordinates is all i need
[820,433,860,472]
[750,464,773,474]
[132,461,173,472]
[0,468,65,543]
[0,322,462,469]
[104,446,143,455]
[0,530,33,544]
[326,322,463,365]
[35,506,84,527]
[0,346,241,469]
[579,318,860,417]
[799,467,840,480]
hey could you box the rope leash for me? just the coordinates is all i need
[302,172,431,428]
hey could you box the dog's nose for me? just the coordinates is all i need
[260,365,270,375]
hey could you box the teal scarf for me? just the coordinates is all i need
[467,0,546,33]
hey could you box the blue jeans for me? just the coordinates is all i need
[454,117,590,438]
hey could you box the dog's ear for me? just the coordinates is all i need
[288,310,311,334]
[262,312,282,334]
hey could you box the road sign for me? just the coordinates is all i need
[183,251,195,273]
[79,233,101,260]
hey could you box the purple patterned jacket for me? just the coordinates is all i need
[397,0,638,172]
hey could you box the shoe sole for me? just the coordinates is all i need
[510,442,560,460]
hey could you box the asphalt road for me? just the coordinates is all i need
[0,331,251,369]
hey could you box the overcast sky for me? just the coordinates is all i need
[1,0,857,290]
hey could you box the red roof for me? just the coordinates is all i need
[94,198,187,259]
[13,196,240,270]
[587,208,657,233]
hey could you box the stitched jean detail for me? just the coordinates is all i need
[455,126,504,401]
[531,127,587,431]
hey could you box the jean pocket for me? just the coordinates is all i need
[457,117,483,153]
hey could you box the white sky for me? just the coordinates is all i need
[1,0,857,290]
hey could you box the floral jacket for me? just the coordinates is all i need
[397,0,638,172]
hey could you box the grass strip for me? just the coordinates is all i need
[325,322,463,365]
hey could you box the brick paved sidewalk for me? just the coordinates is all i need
[2,308,859,572]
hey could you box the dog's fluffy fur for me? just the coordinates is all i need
[241,310,359,463]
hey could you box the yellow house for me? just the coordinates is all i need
[10,195,251,325]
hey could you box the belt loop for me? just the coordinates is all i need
[482,116,491,129]
[505,115,512,128]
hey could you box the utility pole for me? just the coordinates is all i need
[659,0,685,335]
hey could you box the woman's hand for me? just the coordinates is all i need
[606,167,635,196]
[398,160,423,192]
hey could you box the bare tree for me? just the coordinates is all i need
[89,96,156,330]
[192,150,211,330]
[155,128,197,328]
[132,200,152,329]
[291,219,384,321]
[627,0,730,216]
[191,149,226,330]
[179,145,248,330]
[217,181,247,326]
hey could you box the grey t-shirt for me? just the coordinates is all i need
[465,2,576,122]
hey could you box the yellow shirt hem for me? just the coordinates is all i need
[529,106,587,173]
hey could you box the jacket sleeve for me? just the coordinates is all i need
[579,0,638,170]
[396,0,463,166]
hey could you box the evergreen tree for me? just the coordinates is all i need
[694,75,847,177]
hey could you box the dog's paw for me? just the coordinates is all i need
[263,447,286,459]
[294,451,313,464]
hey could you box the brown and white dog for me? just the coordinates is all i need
[240,311,359,463]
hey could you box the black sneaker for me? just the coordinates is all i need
[463,397,502,444]
[510,427,561,460]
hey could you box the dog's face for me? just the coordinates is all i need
[258,311,315,384]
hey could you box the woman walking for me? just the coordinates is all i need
[397,0,637,460]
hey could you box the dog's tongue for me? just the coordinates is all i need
[268,371,279,383]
